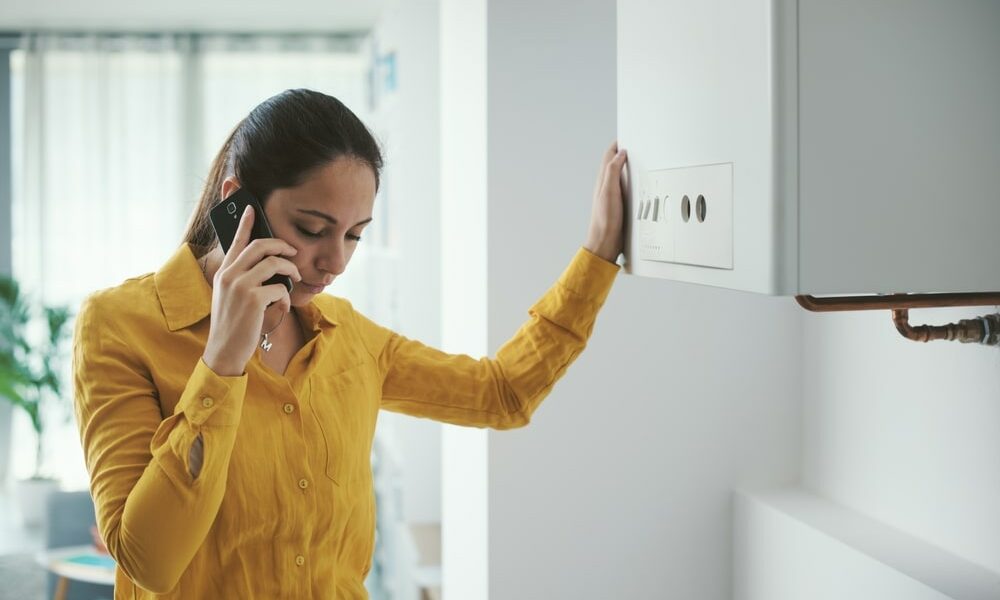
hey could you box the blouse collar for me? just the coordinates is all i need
[153,243,339,333]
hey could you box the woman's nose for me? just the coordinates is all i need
[317,242,347,276]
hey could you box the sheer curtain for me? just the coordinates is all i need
[12,34,188,310]
[9,31,376,489]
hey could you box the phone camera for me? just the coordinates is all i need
[227,202,237,215]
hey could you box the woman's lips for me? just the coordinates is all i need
[299,281,327,293]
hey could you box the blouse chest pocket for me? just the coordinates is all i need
[309,359,380,487]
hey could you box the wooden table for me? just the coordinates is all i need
[35,545,115,600]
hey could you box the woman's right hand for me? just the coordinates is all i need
[202,205,302,377]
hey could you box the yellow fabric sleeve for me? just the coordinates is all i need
[358,247,620,428]
[73,294,248,594]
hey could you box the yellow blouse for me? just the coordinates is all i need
[72,242,619,599]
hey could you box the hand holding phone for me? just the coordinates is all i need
[202,191,302,376]
[209,188,294,293]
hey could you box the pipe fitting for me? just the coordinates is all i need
[892,310,1000,345]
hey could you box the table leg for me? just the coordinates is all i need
[53,576,68,600]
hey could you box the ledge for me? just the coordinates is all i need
[734,486,1000,600]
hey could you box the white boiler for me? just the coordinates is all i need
[618,0,1000,295]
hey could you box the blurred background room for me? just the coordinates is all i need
[2,1,999,600]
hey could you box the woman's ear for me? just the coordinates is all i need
[220,176,242,201]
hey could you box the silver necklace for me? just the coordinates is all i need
[201,254,284,352]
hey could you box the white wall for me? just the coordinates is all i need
[802,307,1000,573]
[441,1,802,598]
[488,278,801,600]
[439,0,489,597]
[737,310,1000,599]
[369,0,443,526]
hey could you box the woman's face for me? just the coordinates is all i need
[223,156,377,305]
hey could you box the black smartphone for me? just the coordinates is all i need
[209,188,294,294]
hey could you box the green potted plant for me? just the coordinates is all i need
[0,273,73,526]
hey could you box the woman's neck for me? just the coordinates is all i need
[199,247,225,285]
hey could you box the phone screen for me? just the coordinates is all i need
[208,188,294,293]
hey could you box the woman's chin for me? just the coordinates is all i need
[290,290,318,305]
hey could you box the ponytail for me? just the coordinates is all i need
[180,124,240,258]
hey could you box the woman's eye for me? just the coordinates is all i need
[297,225,362,242]
[296,226,323,238]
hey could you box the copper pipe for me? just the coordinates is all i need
[796,292,1000,312]
[797,293,1000,346]
[891,310,1000,345]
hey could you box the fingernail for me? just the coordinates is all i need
[243,206,251,217]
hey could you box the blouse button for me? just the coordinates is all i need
[283,403,296,414]
[298,478,309,490]
[295,555,305,567]
[202,397,214,408]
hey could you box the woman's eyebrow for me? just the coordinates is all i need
[297,209,373,227]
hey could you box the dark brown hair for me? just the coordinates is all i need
[181,88,383,256]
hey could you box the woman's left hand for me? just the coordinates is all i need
[584,141,628,263]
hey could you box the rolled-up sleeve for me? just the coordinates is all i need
[73,293,247,594]
[359,247,619,429]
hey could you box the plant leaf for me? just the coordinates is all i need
[44,305,73,346]
[0,274,20,308]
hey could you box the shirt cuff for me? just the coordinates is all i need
[173,358,248,430]
[557,247,621,306]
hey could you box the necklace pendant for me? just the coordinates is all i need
[260,334,273,353]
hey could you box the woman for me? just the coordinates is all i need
[73,88,626,599]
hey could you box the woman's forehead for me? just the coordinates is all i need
[273,157,376,220]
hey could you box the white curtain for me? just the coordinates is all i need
[10,31,375,489]
[12,34,188,309]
